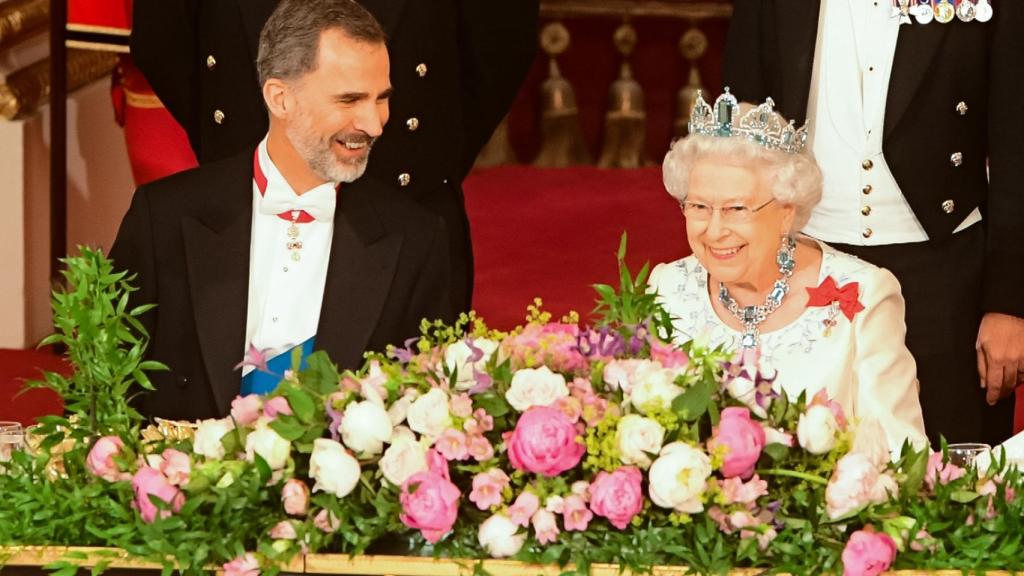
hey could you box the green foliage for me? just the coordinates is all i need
[591,233,674,339]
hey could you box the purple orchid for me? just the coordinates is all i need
[234,343,271,373]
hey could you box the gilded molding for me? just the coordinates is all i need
[0,0,48,54]
[0,49,118,121]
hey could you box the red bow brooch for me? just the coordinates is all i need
[806,276,865,321]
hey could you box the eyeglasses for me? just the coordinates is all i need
[680,198,776,224]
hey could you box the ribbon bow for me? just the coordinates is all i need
[806,276,865,321]
[253,149,338,223]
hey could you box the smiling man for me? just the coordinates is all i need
[110,0,452,421]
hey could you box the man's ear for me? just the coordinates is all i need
[263,78,291,119]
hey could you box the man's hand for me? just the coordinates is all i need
[976,312,1024,405]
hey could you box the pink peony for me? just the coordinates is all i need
[924,452,967,492]
[508,491,540,526]
[435,429,470,461]
[314,509,340,533]
[426,448,450,480]
[469,469,510,510]
[159,448,191,486]
[268,521,297,540]
[708,407,765,479]
[131,466,185,523]
[230,394,263,426]
[400,471,461,543]
[720,474,769,507]
[507,406,585,477]
[588,467,644,529]
[826,453,897,519]
[86,436,125,482]
[841,527,897,576]
[531,509,560,544]
[223,552,260,576]
[467,434,495,462]
[263,396,293,420]
[282,478,310,516]
[561,494,593,531]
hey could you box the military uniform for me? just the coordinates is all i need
[130,0,539,313]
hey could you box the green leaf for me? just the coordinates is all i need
[672,378,714,422]
[270,416,307,442]
[284,386,316,423]
[474,393,510,419]
[950,490,981,504]
[763,443,790,461]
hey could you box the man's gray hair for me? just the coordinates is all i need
[257,0,387,87]
[662,105,824,231]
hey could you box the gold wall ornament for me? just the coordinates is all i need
[0,49,118,121]
[0,0,48,54]
[674,26,710,138]
[532,21,592,167]
[597,22,648,169]
[474,115,518,169]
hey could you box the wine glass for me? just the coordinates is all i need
[947,442,991,468]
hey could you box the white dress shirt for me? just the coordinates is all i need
[803,0,980,245]
[650,241,929,456]
[244,136,336,374]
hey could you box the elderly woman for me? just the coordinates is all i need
[649,91,928,455]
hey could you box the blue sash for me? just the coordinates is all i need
[240,336,316,396]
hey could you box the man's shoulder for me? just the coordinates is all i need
[134,151,252,211]
[347,175,446,233]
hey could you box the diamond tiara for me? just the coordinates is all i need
[688,87,810,154]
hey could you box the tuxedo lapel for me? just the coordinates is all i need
[884,22,950,140]
[182,152,254,414]
[773,0,821,122]
[315,177,403,370]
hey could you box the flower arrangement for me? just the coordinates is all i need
[1,242,1023,576]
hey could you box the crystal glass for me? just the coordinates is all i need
[0,421,25,465]
[947,442,991,468]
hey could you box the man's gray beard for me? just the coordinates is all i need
[286,122,370,184]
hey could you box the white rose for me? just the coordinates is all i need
[477,513,526,558]
[387,392,417,426]
[309,438,361,498]
[628,363,684,415]
[193,417,235,460]
[505,366,569,412]
[648,442,712,513]
[615,414,665,469]
[245,421,292,470]
[380,435,428,487]
[724,374,767,418]
[445,338,499,391]
[341,400,393,458]
[406,388,453,439]
[797,405,839,455]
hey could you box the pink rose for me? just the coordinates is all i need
[314,509,340,533]
[231,394,263,426]
[924,452,966,492]
[268,520,297,540]
[223,552,260,576]
[841,527,897,576]
[531,509,560,544]
[561,494,592,532]
[435,429,470,461]
[159,449,191,486]
[588,467,644,529]
[508,491,540,526]
[263,396,293,420]
[720,474,769,507]
[507,406,585,477]
[131,466,185,523]
[469,469,510,511]
[400,471,461,543]
[708,407,765,479]
[282,478,310,516]
[467,434,494,462]
[86,436,125,482]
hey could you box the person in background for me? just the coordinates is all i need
[723,0,1024,446]
[130,0,540,315]
[111,0,452,422]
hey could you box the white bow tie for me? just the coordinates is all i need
[259,183,337,223]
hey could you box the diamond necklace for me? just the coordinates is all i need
[718,235,797,348]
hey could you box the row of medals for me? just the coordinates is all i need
[893,0,993,24]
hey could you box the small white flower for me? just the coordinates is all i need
[406,388,453,439]
[648,442,712,514]
[193,417,235,460]
[309,438,361,498]
[505,366,570,412]
[615,414,666,469]
[724,374,767,418]
[341,400,393,458]
[797,405,839,455]
[478,513,526,558]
